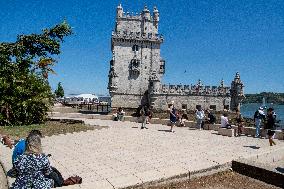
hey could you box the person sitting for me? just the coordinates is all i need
[220,113,231,129]
[179,110,188,127]
[113,107,125,121]
[7,130,43,178]
[117,107,125,121]
[12,130,42,165]
[10,134,54,188]
[205,109,216,124]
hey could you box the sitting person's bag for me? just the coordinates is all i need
[46,167,64,187]
[7,167,19,178]
[63,176,82,186]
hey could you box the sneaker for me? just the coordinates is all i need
[141,127,144,129]
[145,127,148,129]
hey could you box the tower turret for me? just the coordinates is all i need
[149,71,160,107]
[116,4,123,18]
[142,6,150,21]
[153,6,159,29]
[230,72,245,111]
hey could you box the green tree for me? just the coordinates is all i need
[55,82,64,98]
[0,21,72,125]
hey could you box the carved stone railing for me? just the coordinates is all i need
[160,84,230,96]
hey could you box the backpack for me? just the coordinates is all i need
[47,167,64,187]
[254,111,260,119]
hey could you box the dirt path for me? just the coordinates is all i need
[134,171,280,189]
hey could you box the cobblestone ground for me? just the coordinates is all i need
[1,118,284,188]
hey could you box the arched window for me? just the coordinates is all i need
[132,45,139,52]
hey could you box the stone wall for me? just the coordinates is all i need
[152,94,231,111]
[111,94,146,108]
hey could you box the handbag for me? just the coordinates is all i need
[63,176,82,186]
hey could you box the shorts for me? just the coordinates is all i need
[267,130,275,136]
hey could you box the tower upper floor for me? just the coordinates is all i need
[112,4,163,44]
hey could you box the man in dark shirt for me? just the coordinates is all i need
[265,108,276,146]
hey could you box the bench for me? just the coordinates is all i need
[218,128,235,137]
[204,124,220,131]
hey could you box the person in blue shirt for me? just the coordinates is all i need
[8,130,43,179]
[12,130,42,165]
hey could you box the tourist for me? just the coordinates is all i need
[265,108,276,146]
[146,106,153,124]
[254,107,265,137]
[235,109,244,136]
[12,130,42,165]
[169,101,177,132]
[117,107,125,121]
[220,113,231,129]
[10,134,54,188]
[205,109,216,124]
[196,106,205,130]
[140,105,149,129]
[179,110,188,127]
[8,130,43,178]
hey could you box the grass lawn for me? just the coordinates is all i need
[0,121,100,140]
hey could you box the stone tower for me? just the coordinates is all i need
[108,4,165,108]
[230,72,245,111]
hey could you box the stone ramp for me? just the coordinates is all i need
[1,118,284,188]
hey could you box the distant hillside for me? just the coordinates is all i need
[243,92,284,104]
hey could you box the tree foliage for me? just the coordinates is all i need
[0,21,72,125]
[243,92,284,104]
[55,82,64,98]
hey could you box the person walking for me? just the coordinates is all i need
[196,106,205,130]
[235,109,244,136]
[169,101,177,132]
[265,108,276,146]
[254,107,265,137]
[140,105,149,129]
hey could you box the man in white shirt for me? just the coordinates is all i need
[221,113,230,128]
[254,107,265,137]
[196,106,205,130]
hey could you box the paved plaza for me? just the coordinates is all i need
[1,118,284,188]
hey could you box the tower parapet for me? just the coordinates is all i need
[159,80,230,96]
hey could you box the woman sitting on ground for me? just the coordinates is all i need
[11,134,54,188]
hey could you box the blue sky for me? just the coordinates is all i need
[1,0,283,95]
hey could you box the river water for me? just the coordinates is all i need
[241,103,284,123]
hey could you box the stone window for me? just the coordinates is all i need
[196,105,201,109]
[182,104,187,110]
[132,45,139,51]
[159,60,165,74]
[224,105,229,110]
[129,59,140,75]
[209,105,216,110]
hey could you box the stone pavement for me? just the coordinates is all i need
[1,118,284,189]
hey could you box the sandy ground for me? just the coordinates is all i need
[0,164,8,189]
